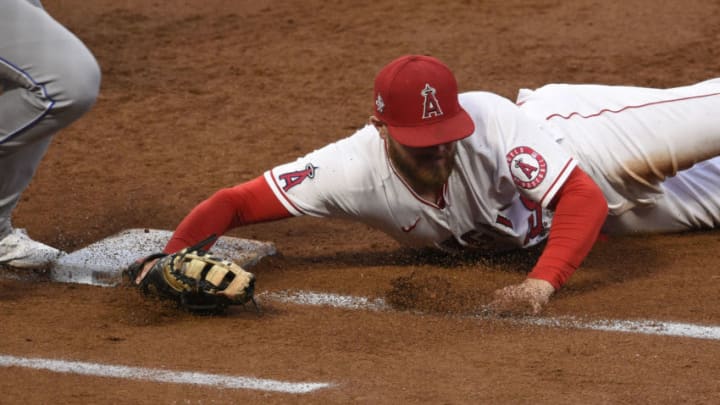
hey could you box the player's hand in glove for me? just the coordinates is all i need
[486,278,555,316]
[123,235,256,314]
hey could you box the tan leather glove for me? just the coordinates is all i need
[122,235,256,314]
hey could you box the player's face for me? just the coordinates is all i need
[385,133,457,191]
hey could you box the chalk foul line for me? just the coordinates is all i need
[258,290,720,341]
[4,291,717,391]
[0,355,331,394]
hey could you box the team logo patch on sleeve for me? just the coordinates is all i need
[506,146,547,189]
[278,163,318,191]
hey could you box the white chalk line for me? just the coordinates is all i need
[0,355,331,394]
[262,290,388,311]
[259,290,720,341]
[3,291,716,392]
[518,317,720,340]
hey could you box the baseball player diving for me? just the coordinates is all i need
[131,54,720,315]
[0,0,100,269]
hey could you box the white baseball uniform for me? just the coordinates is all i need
[518,78,720,233]
[264,78,720,252]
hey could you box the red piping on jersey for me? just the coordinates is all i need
[401,216,422,232]
[268,169,305,215]
[545,91,720,121]
[539,158,575,206]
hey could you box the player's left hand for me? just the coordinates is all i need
[486,278,555,316]
[122,235,256,314]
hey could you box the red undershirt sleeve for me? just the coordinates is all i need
[164,175,293,253]
[527,167,608,290]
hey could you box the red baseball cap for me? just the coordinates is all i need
[373,55,475,147]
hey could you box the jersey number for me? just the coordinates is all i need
[520,196,544,245]
[455,196,546,250]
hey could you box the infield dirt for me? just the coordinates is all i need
[1,0,720,403]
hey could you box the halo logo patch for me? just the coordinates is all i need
[506,146,547,189]
[279,163,318,192]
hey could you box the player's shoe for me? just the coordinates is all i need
[0,228,64,269]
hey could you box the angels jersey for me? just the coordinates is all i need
[264,92,576,253]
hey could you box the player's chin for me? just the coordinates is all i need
[422,163,454,182]
[416,171,451,189]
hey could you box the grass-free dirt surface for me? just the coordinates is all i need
[1,0,720,403]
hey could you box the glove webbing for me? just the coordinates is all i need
[179,234,260,313]
[167,234,220,293]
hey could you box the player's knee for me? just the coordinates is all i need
[57,53,101,120]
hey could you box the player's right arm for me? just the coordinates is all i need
[131,175,292,284]
[164,176,292,253]
[163,126,377,253]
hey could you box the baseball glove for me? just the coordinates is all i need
[123,235,256,314]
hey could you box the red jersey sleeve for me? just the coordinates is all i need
[528,167,608,289]
[164,176,292,253]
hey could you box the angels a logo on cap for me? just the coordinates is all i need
[421,83,443,119]
[506,146,547,189]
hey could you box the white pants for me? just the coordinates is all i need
[518,78,720,234]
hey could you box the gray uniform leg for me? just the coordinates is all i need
[0,0,101,238]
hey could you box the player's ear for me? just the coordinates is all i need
[369,116,388,139]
